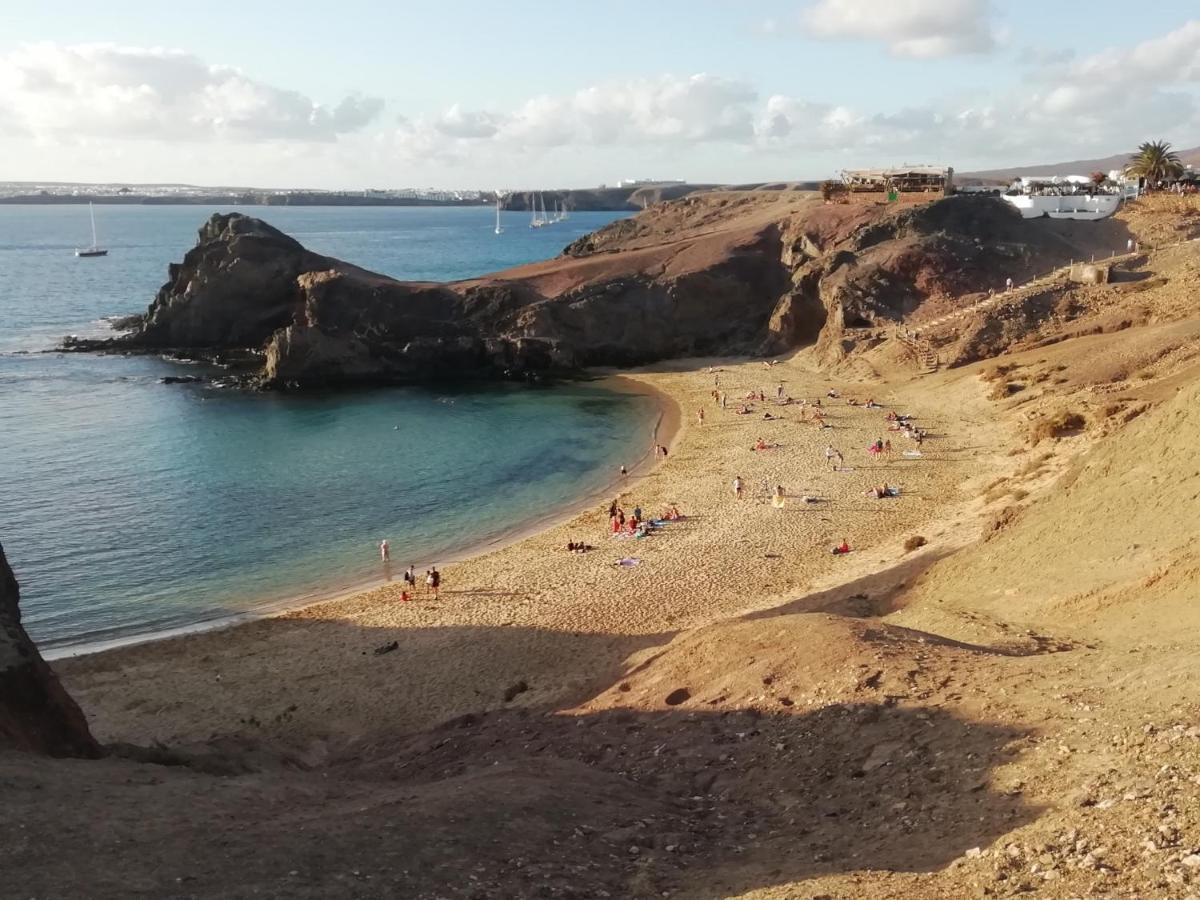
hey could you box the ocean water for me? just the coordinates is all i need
[0,204,652,649]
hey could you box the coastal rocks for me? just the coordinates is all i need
[0,542,100,758]
[159,375,205,385]
[83,211,793,387]
[70,195,1098,388]
[141,214,322,348]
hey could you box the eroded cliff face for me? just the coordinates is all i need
[0,543,100,758]
[72,195,1101,386]
[92,209,794,387]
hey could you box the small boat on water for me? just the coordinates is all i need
[494,194,504,235]
[75,203,108,257]
[530,192,550,228]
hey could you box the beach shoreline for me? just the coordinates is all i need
[45,372,681,661]
[56,352,1010,748]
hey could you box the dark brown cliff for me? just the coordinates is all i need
[0,543,100,758]
[66,193,1114,385]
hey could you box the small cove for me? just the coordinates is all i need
[0,204,648,648]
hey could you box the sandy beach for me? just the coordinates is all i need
[58,351,1009,747]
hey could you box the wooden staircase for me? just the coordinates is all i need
[894,329,939,373]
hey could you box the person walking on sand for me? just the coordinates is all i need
[719,391,727,409]
[776,381,784,400]
[620,464,628,477]
[1005,276,1013,293]
[697,407,705,426]
[426,566,441,599]
[379,539,390,561]
[733,475,744,500]
[404,565,416,590]
[825,444,843,471]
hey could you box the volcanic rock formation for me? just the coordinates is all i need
[69,194,1117,386]
[0,543,100,757]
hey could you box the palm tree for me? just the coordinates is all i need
[1125,140,1184,189]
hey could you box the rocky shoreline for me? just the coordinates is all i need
[63,192,1106,389]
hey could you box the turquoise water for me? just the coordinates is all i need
[0,205,650,648]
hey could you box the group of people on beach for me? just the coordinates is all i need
[606,498,682,539]
[377,545,442,601]
[375,367,932,598]
[706,373,937,557]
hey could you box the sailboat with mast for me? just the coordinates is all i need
[75,202,108,257]
[530,192,549,228]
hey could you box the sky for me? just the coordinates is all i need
[2,1,1200,189]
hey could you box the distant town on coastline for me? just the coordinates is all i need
[4,142,1198,212]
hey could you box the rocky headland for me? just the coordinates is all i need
[66,192,1126,388]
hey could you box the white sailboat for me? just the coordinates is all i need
[75,202,108,257]
[530,192,548,228]
[494,195,504,235]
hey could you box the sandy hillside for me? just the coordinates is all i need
[6,194,1200,899]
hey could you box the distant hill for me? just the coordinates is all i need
[962,145,1200,183]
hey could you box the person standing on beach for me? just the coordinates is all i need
[697,408,705,425]
[733,476,744,500]
[379,540,390,561]
[404,565,416,590]
[825,444,842,471]
[620,464,628,477]
[720,391,727,409]
[427,566,441,599]
[776,381,784,400]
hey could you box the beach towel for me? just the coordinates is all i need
[903,450,923,458]
[616,557,641,567]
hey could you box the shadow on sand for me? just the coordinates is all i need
[4,606,1044,899]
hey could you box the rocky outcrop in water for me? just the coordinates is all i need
[66,195,1107,386]
[69,210,791,387]
[0,543,100,758]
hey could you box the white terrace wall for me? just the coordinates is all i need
[1001,194,1122,220]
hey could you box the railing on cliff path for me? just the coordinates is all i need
[889,233,1200,369]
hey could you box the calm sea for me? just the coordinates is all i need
[0,204,652,649]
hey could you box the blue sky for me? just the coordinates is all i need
[2,1,1199,188]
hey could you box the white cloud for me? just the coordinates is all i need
[434,103,500,138]
[495,74,758,146]
[0,42,383,142]
[4,23,1200,188]
[803,0,996,58]
[390,74,759,159]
